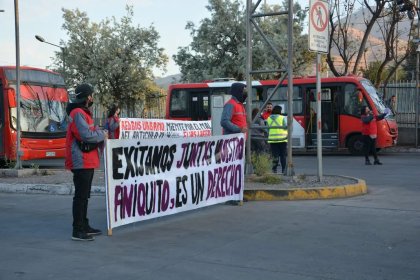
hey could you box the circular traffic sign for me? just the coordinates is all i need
[310,1,328,32]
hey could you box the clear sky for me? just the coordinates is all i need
[0,0,308,77]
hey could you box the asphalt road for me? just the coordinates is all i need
[0,152,419,280]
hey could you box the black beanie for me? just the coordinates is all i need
[72,83,94,103]
[230,83,246,101]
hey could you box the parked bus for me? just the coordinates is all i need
[0,66,68,165]
[165,75,398,154]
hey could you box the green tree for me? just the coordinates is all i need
[173,0,312,82]
[52,6,168,112]
[361,61,406,83]
[401,41,418,81]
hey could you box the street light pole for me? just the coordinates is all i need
[416,44,419,148]
[14,0,22,169]
[35,35,66,83]
[416,2,420,148]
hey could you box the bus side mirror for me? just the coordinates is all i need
[8,91,17,108]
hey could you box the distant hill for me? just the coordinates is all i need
[154,73,182,89]
[348,7,411,41]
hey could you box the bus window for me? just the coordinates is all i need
[266,86,302,114]
[343,83,367,116]
[360,79,387,114]
[306,86,340,134]
[9,85,68,133]
[170,89,189,117]
[251,87,264,110]
[252,87,264,101]
[190,91,210,120]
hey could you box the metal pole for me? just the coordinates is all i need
[245,0,253,174]
[62,48,66,85]
[395,21,398,83]
[416,3,420,148]
[286,0,294,176]
[316,53,323,181]
[14,0,22,169]
[416,48,419,148]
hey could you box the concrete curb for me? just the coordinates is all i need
[244,176,367,201]
[0,176,367,201]
[382,147,420,153]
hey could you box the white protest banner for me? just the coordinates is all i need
[105,133,245,233]
[119,118,212,139]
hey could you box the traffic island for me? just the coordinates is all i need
[244,174,367,201]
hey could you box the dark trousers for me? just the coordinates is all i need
[363,135,378,161]
[72,169,94,232]
[270,142,287,172]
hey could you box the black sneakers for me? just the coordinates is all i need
[72,231,94,241]
[72,226,101,241]
[366,159,383,165]
[85,226,102,236]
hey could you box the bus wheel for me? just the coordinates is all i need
[348,135,365,155]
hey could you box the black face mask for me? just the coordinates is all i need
[88,101,94,107]
[240,92,248,103]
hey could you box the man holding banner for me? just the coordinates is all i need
[220,82,248,206]
[65,83,108,241]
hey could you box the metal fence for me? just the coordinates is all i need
[90,95,166,126]
[380,81,419,128]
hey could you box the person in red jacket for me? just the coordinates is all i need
[220,82,248,136]
[361,106,386,165]
[261,102,273,120]
[65,83,108,241]
[105,105,120,139]
[220,82,248,206]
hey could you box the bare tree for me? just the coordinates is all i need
[327,0,416,87]
[374,4,414,87]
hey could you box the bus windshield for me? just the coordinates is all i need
[360,79,387,114]
[10,83,68,133]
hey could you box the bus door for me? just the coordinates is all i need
[190,91,210,121]
[305,85,340,148]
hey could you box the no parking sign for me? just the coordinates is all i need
[308,0,329,53]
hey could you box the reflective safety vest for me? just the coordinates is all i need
[267,114,288,143]
[227,98,247,129]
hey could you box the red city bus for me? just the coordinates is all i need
[0,66,68,165]
[165,75,398,154]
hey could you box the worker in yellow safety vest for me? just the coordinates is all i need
[267,105,288,174]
